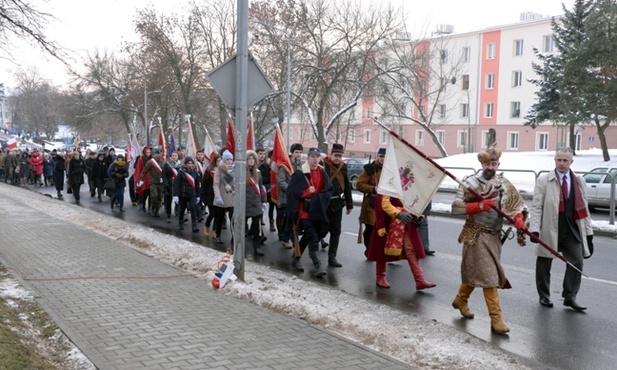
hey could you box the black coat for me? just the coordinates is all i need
[109,160,129,188]
[174,167,202,198]
[287,165,333,225]
[68,157,85,185]
[52,155,65,190]
[200,168,216,206]
[92,159,108,188]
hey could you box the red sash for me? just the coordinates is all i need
[249,177,260,195]
[184,172,196,190]
[149,158,163,174]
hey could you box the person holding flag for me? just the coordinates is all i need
[134,146,152,211]
[138,147,166,217]
[163,151,181,223]
[173,156,202,232]
[450,146,527,335]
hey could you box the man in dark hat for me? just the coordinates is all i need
[356,147,386,251]
[177,144,186,161]
[275,143,304,248]
[287,147,333,277]
[322,143,353,267]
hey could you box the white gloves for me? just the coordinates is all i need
[196,197,200,204]
[137,181,144,187]
[225,184,232,192]
[173,196,179,204]
[262,203,267,214]
[215,195,224,205]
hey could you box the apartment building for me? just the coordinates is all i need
[290,16,617,158]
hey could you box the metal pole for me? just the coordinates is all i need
[233,0,249,280]
[144,86,149,147]
[286,37,292,149]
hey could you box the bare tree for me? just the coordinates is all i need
[373,32,465,158]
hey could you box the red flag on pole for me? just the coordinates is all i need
[270,124,293,205]
[225,117,235,157]
[246,115,255,151]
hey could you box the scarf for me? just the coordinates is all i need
[558,170,589,220]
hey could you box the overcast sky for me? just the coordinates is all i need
[0,0,574,88]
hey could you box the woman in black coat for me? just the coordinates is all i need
[67,152,85,204]
[52,151,65,198]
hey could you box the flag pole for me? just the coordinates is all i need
[372,117,586,277]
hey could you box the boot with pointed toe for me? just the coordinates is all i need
[375,261,391,288]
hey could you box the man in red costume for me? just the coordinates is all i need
[287,148,333,277]
[134,146,152,213]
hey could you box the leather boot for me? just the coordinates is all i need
[204,226,210,236]
[253,239,264,256]
[483,287,510,334]
[215,236,224,244]
[375,261,390,288]
[291,256,304,272]
[269,219,276,232]
[407,249,436,290]
[309,251,326,277]
[452,284,475,318]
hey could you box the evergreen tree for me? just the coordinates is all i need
[562,0,617,161]
[525,0,594,155]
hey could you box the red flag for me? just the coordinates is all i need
[157,125,166,150]
[246,116,255,151]
[7,137,17,149]
[270,124,293,205]
[225,117,235,157]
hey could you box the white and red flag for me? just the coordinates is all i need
[7,137,17,149]
[203,129,218,167]
[376,134,446,217]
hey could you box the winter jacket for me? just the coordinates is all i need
[67,157,85,185]
[43,157,54,178]
[356,160,383,226]
[163,160,180,195]
[200,167,216,206]
[29,153,44,176]
[245,168,266,218]
[276,157,302,207]
[92,158,108,188]
[109,159,129,188]
[213,163,235,208]
[174,166,202,199]
[323,157,353,213]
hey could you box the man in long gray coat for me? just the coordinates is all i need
[529,147,593,311]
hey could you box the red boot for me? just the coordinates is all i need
[407,250,436,290]
[376,261,391,288]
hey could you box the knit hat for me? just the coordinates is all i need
[222,150,233,161]
[184,156,194,164]
[331,143,344,155]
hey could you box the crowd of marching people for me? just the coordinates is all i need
[2,140,592,337]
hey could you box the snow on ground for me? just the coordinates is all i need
[2,149,616,369]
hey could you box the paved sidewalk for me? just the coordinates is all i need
[0,193,412,369]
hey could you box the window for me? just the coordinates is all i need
[485,103,494,118]
[461,103,469,118]
[458,130,468,148]
[365,107,371,119]
[348,129,356,143]
[437,130,445,146]
[538,132,549,150]
[418,104,426,116]
[508,132,519,150]
[511,101,521,118]
[462,47,471,63]
[512,71,522,87]
[486,73,495,89]
[487,43,496,59]
[481,130,490,148]
[543,35,554,53]
[416,130,424,146]
[418,80,426,96]
[439,104,446,119]
[380,129,388,144]
[513,39,524,56]
[441,77,449,91]
[440,49,448,64]
[462,74,469,90]
[364,130,371,144]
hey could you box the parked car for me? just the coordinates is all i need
[345,158,370,190]
[583,167,617,209]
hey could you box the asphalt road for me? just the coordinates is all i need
[37,185,617,370]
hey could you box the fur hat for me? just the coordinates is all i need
[246,150,258,161]
[477,147,502,164]
[290,143,303,153]
[222,150,233,161]
[331,143,344,155]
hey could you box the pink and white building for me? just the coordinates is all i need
[288,15,617,158]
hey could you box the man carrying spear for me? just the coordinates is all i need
[451,146,528,335]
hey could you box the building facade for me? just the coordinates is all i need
[287,16,617,158]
